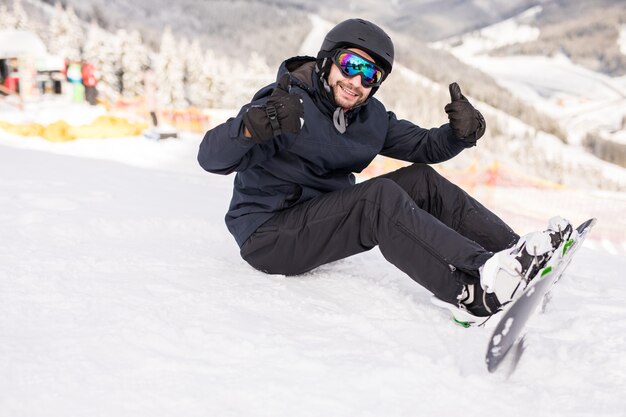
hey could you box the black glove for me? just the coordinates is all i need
[444,82,486,144]
[243,74,304,143]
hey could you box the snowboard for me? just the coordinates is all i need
[485,218,597,373]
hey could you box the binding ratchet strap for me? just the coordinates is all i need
[265,104,282,137]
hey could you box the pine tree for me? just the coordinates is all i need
[203,48,224,107]
[83,21,116,97]
[213,50,271,108]
[12,0,28,30]
[0,4,17,29]
[155,27,186,108]
[46,2,64,55]
[48,2,83,62]
[82,21,107,68]
[83,21,121,98]
[65,5,84,61]
[184,39,213,107]
[118,29,149,98]
[214,50,234,107]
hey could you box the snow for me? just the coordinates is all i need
[606,128,626,145]
[619,24,626,56]
[0,29,47,57]
[1,99,626,416]
[0,97,106,125]
[299,14,334,56]
[468,53,626,140]
[429,6,542,60]
[429,7,626,146]
[392,61,626,191]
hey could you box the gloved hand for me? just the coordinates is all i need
[243,74,304,143]
[444,82,486,144]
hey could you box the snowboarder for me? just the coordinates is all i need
[197,18,572,317]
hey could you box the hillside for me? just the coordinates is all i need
[428,4,626,174]
[491,0,626,76]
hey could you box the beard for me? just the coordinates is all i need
[330,79,368,110]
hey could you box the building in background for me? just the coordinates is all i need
[0,29,64,98]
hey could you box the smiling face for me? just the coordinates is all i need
[327,47,374,110]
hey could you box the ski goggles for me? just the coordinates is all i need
[332,49,385,88]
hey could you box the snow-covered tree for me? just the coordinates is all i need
[79,21,150,101]
[82,21,117,97]
[155,27,186,108]
[82,21,107,68]
[11,0,28,30]
[199,48,223,107]
[83,21,122,97]
[205,50,272,109]
[0,0,29,30]
[183,39,214,107]
[48,2,84,62]
[119,29,150,98]
[0,5,14,30]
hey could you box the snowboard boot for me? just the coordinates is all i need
[457,282,500,317]
[461,216,573,316]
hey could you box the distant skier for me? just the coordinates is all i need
[81,62,98,106]
[198,18,572,317]
[66,61,84,102]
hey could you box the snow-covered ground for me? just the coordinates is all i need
[299,14,334,56]
[619,24,626,56]
[1,99,626,416]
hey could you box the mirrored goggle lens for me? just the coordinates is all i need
[335,51,383,87]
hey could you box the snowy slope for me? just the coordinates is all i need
[430,6,626,145]
[1,134,626,416]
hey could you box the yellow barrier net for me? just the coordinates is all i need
[0,116,149,142]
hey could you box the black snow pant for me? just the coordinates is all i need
[240,164,519,304]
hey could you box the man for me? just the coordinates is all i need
[198,19,571,318]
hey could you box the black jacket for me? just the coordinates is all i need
[198,56,473,247]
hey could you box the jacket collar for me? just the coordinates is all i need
[277,56,369,133]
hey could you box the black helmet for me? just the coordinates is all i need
[318,18,394,79]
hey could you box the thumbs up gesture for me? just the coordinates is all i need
[444,82,485,144]
[243,74,305,143]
